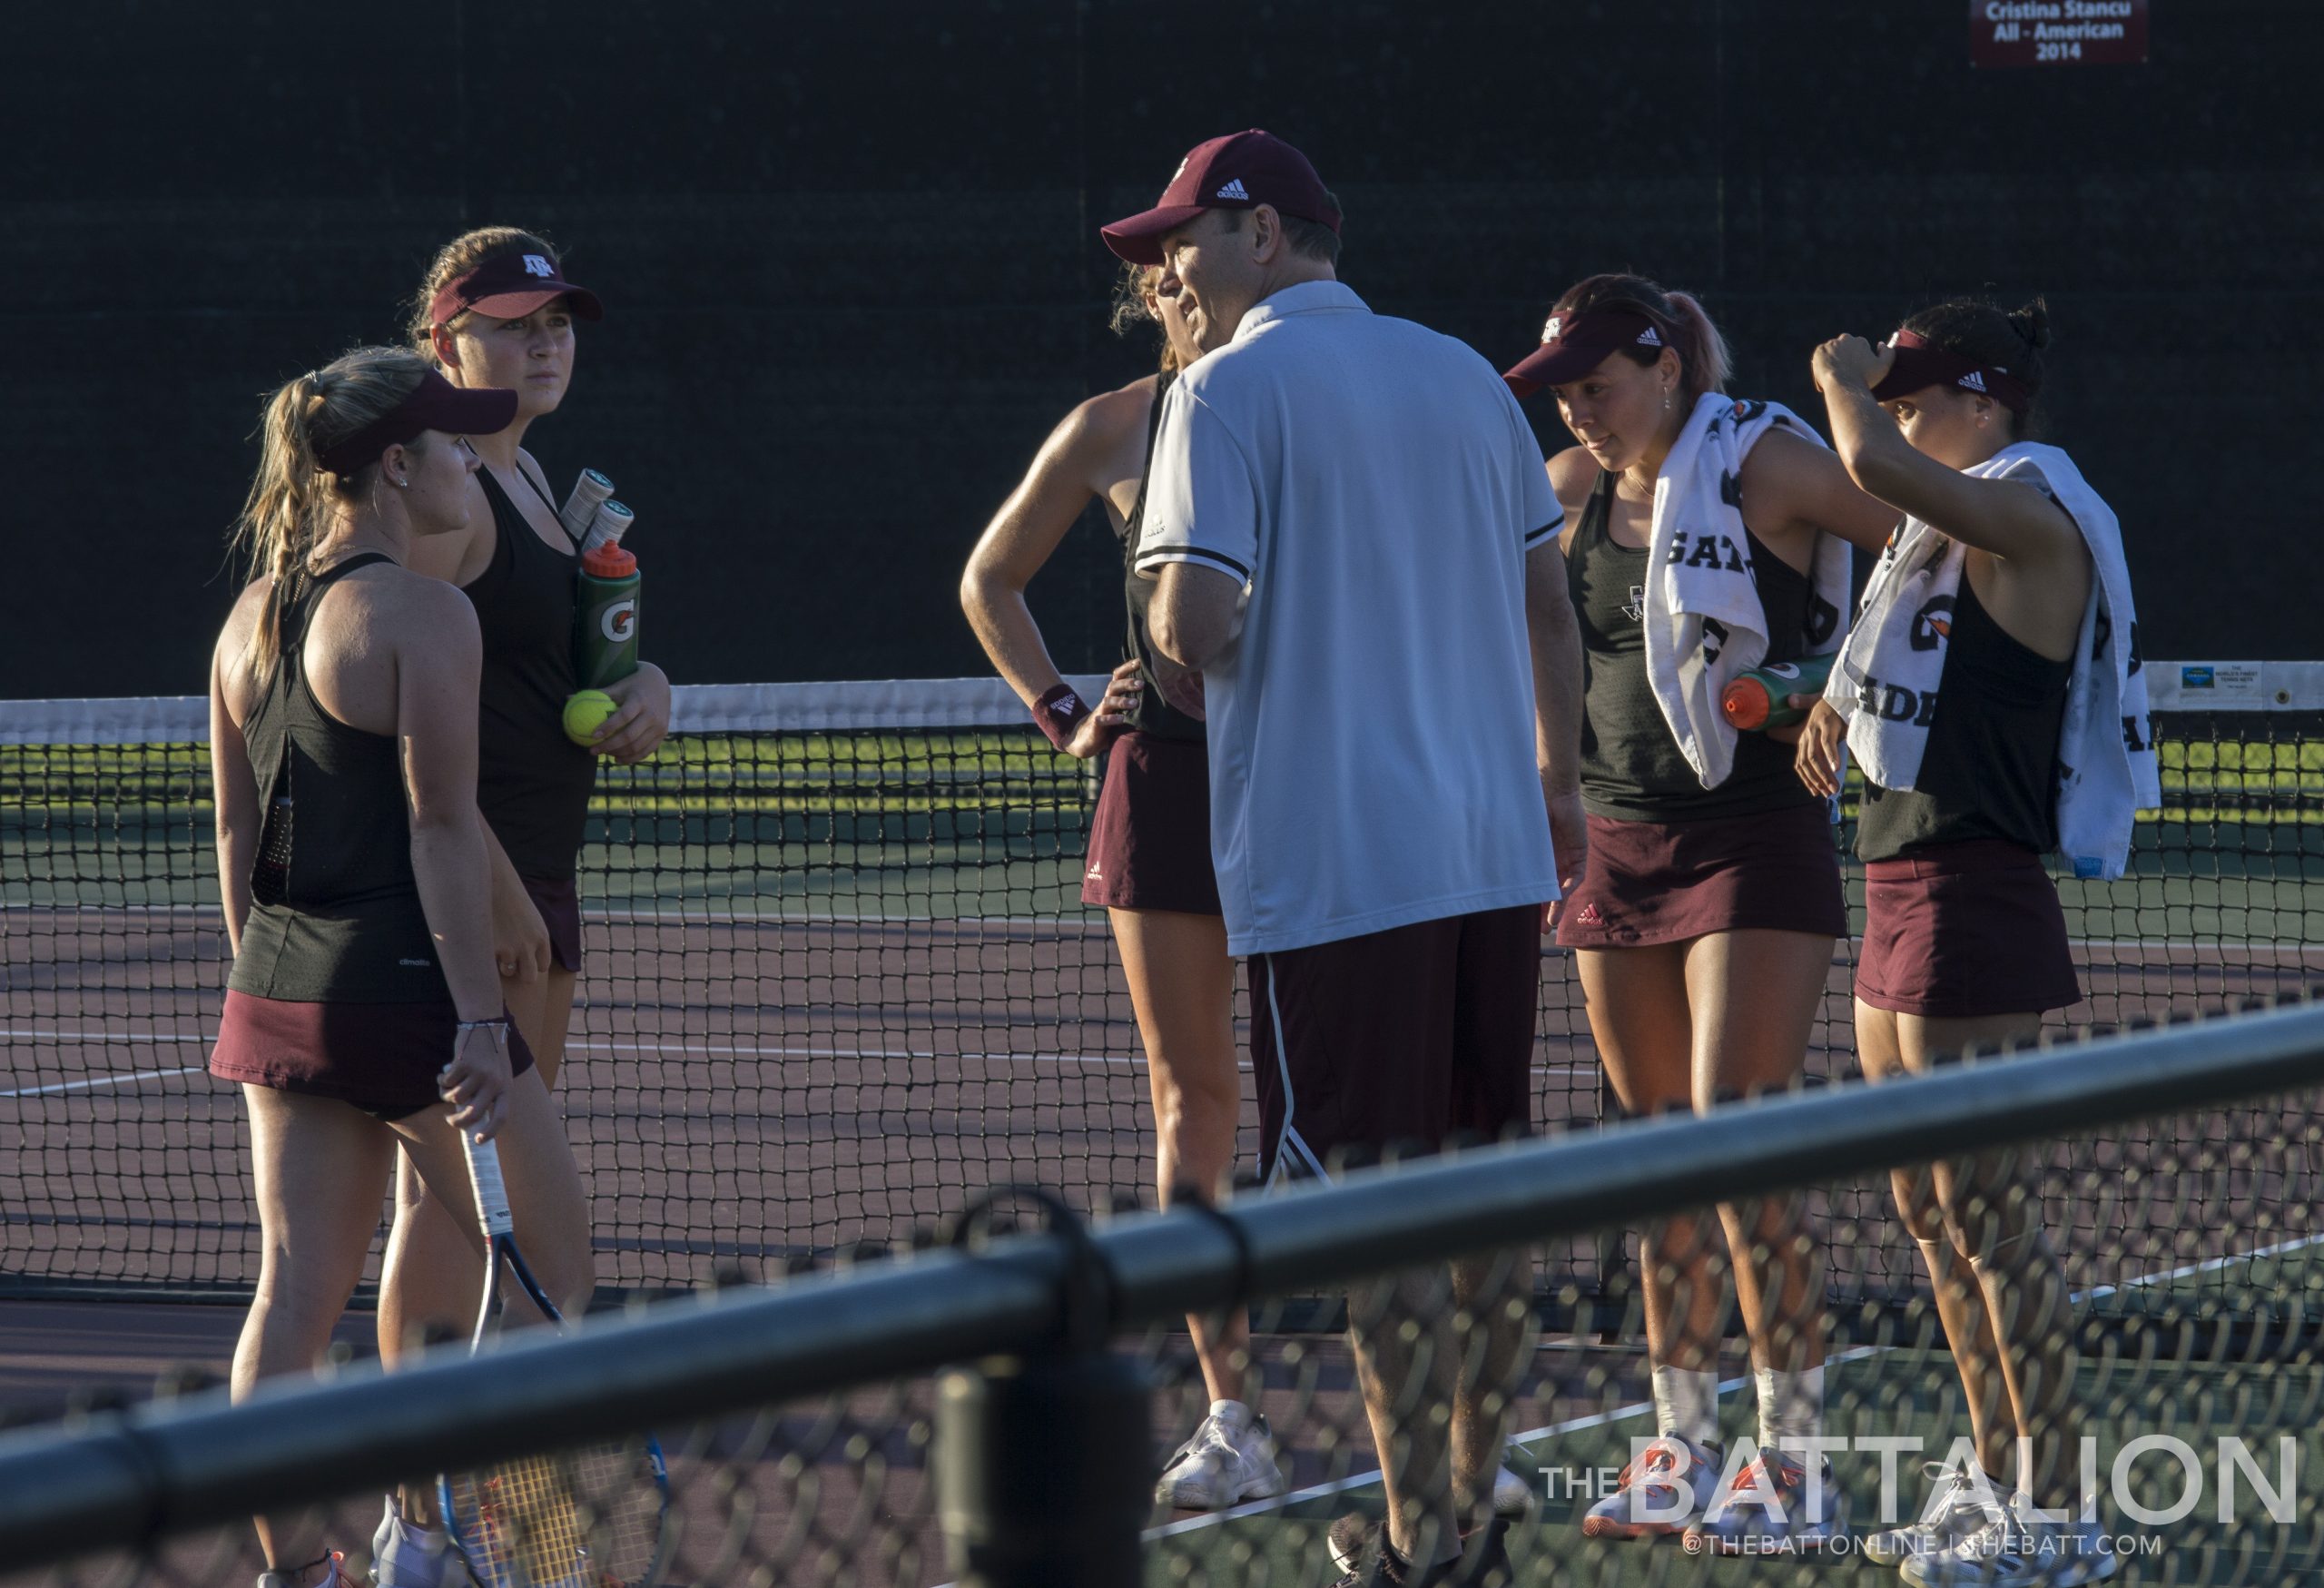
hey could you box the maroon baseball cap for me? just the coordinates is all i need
[428,249,606,327]
[1100,130,1342,265]
[1502,307,1670,399]
[316,369,518,475]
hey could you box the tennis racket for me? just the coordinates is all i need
[439,1134,670,1588]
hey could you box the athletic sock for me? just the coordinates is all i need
[1650,1366,1721,1449]
[1755,1365,1826,1463]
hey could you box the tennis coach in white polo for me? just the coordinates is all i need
[1105,129,1586,1586]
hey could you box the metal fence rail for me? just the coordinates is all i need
[2,1000,2319,1577]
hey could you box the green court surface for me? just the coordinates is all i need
[1147,1254,2324,1584]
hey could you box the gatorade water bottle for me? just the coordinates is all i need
[575,536,640,689]
[1719,653,1836,731]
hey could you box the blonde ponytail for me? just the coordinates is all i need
[231,348,429,676]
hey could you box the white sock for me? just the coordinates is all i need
[1755,1366,1826,1461]
[1651,1366,1720,1448]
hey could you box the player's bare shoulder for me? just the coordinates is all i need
[1545,446,1601,547]
[337,560,481,671]
[212,578,277,717]
[1046,373,1159,494]
[1064,374,1158,454]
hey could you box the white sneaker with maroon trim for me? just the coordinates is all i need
[1682,1450,1848,1554]
[1579,1434,1722,1540]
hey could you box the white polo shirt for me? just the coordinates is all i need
[1136,280,1563,955]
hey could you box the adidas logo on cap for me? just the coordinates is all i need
[1216,178,1251,201]
[1958,370,1988,392]
[1637,326,1663,347]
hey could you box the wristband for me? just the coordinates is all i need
[1032,684,1089,753]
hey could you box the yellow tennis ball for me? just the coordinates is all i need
[562,689,618,746]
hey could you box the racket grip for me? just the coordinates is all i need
[463,1134,517,1238]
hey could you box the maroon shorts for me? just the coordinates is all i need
[1856,840,2081,1019]
[520,873,584,972]
[1248,905,1540,1184]
[1080,732,1222,916]
[1555,802,1847,950]
[210,990,537,1120]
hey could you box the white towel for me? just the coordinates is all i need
[1823,442,2159,880]
[1643,393,1853,788]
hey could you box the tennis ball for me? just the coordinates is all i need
[562,689,618,747]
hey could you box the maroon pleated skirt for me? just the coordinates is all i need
[1554,801,1847,950]
[1080,731,1223,916]
[211,991,536,1119]
[1855,840,2081,1018]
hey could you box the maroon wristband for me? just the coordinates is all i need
[1033,684,1088,752]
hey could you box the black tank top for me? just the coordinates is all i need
[1567,469,1820,822]
[1116,370,1205,744]
[466,467,597,880]
[1856,577,2071,861]
[228,555,450,1005]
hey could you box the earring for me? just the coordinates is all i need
[391,475,409,488]
[1663,391,1672,411]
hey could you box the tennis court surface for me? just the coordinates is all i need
[2,667,2319,1583]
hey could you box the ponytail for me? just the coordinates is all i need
[231,348,430,676]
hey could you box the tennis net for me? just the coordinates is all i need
[3,666,2319,1319]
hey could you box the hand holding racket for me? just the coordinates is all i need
[441,1021,517,1140]
[439,1134,669,1586]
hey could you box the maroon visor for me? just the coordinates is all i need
[1503,308,1669,398]
[1870,329,2029,415]
[428,250,606,327]
[316,370,518,476]
[1101,129,1341,265]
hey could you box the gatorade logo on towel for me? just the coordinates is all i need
[601,600,636,642]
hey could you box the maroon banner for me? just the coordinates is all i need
[1971,0,2149,67]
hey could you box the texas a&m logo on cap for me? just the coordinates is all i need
[522,254,554,278]
[1542,314,1565,342]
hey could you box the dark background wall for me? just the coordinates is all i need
[5,1,2316,699]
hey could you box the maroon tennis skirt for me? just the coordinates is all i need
[1080,731,1222,916]
[520,873,584,972]
[1555,801,1847,950]
[1856,840,2081,1019]
[211,991,536,1120]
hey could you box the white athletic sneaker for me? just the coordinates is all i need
[1901,1504,2119,1587]
[371,1498,468,1588]
[1579,1434,1722,1540]
[1156,1400,1288,1510]
[257,1552,350,1588]
[1492,1454,1534,1518]
[1682,1451,1848,1554]
[1865,1462,2012,1566]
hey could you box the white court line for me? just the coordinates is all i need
[0,1065,204,1099]
[0,1031,207,1043]
[2074,1230,2324,1305]
[3,902,2316,952]
[565,1039,1596,1080]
